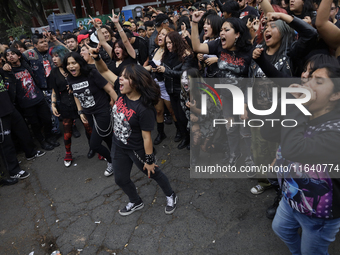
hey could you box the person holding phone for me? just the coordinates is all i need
[144,27,178,146]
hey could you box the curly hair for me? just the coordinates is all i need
[154,26,174,46]
[162,31,193,63]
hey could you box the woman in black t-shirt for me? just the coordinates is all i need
[63,52,116,177]
[50,46,93,167]
[192,12,253,166]
[89,40,178,216]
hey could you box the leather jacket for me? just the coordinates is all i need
[163,54,196,95]
[22,48,54,90]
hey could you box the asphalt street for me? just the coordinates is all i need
[1,122,340,255]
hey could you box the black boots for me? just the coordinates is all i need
[174,122,182,142]
[154,123,167,145]
[266,187,282,219]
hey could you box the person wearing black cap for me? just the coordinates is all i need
[149,14,170,56]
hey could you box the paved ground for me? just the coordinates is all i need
[1,122,340,255]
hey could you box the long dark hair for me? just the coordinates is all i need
[162,31,192,63]
[262,20,295,64]
[287,0,315,18]
[112,39,128,61]
[62,51,91,77]
[304,54,339,72]
[224,18,252,52]
[205,14,223,39]
[122,64,160,107]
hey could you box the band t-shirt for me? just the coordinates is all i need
[68,69,109,115]
[207,38,252,79]
[11,66,44,108]
[112,94,156,150]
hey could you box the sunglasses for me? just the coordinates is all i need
[331,7,337,10]
[152,15,157,18]
[238,0,243,2]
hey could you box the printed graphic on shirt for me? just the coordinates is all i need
[218,53,246,78]
[276,120,340,218]
[0,78,6,92]
[43,60,52,77]
[112,97,136,144]
[72,81,95,108]
[14,69,39,100]
[240,11,249,18]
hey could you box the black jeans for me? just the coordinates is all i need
[0,109,33,175]
[86,110,112,163]
[21,99,53,142]
[169,93,189,137]
[111,143,173,204]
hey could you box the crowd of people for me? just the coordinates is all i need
[1,0,340,252]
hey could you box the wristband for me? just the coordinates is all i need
[78,110,84,115]
[192,21,199,24]
[118,29,124,33]
[93,54,101,61]
[145,153,155,165]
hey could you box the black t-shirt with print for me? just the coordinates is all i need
[0,76,14,117]
[240,5,260,19]
[207,39,252,79]
[112,94,156,150]
[12,65,44,108]
[68,69,109,115]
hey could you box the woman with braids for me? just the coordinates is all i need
[63,51,115,176]
[50,45,93,167]
[88,38,178,216]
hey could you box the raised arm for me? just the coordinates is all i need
[315,0,340,49]
[110,11,136,59]
[88,44,118,97]
[259,0,275,16]
[89,15,113,58]
[191,11,209,54]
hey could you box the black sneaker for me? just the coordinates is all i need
[27,150,46,161]
[165,192,178,214]
[10,170,30,180]
[119,201,144,216]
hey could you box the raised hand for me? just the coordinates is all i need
[109,10,120,23]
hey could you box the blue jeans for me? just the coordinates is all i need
[111,143,173,204]
[272,198,340,255]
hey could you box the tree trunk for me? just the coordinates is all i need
[56,0,66,13]
[84,0,94,16]
[108,0,114,14]
[75,0,82,18]
[63,0,75,14]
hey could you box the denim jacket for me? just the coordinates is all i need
[22,48,54,90]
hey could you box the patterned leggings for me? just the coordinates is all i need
[63,118,92,153]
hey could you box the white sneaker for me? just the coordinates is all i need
[104,162,114,176]
[64,161,72,167]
